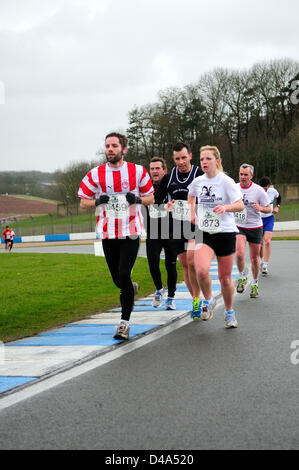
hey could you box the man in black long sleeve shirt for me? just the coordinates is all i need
[143,157,178,310]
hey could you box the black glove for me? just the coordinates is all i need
[126,192,142,205]
[95,195,110,207]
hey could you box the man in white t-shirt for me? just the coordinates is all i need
[235,164,271,298]
[78,132,154,341]
[258,177,281,276]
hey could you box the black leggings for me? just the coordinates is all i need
[146,238,177,298]
[102,237,140,321]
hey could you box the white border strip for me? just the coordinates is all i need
[0,311,208,411]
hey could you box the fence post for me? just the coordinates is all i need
[90,210,93,232]
[30,216,34,236]
[49,214,54,235]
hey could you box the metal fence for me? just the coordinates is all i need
[2,206,299,238]
[5,213,96,237]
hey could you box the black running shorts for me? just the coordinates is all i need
[198,231,237,257]
[236,226,263,244]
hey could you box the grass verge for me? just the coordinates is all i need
[0,253,183,343]
[272,237,299,240]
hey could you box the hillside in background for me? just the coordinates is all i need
[0,195,58,221]
[0,171,59,201]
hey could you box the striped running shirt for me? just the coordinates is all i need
[78,161,154,239]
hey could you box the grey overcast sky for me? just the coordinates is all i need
[0,0,298,173]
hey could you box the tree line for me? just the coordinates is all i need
[54,59,299,209]
[0,171,59,200]
[126,58,299,183]
[2,59,298,209]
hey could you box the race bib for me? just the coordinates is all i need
[95,194,129,219]
[197,207,222,233]
[234,208,247,225]
[172,200,190,221]
[148,205,167,219]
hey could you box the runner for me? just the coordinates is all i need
[235,164,271,298]
[8,228,15,251]
[154,142,203,319]
[78,132,154,340]
[2,225,12,251]
[258,177,281,276]
[144,157,178,310]
[188,145,244,328]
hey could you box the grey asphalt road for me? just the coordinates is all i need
[0,241,298,450]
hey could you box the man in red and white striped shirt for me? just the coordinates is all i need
[78,132,154,340]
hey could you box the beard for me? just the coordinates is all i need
[106,150,123,164]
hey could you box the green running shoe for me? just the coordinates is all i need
[190,297,202,320]
[236,276,248,293]
[250,284,259,298]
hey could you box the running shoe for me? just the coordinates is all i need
[224,310,238,328]
[201,297,216,321]
[165,297,176,310]
[261,264,268,276]
[114,320,130,340]
[250,284,259,298]
[236,276,248,293]
[190,297,202,320]
[152,288,164,308]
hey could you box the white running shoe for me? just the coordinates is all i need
[165,297,176,310]
[152,288,164,308]
[201,297,216,321]
[261,264,268,276]
[114,321,130,340]
[224,310,238,328]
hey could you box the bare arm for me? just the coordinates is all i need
[188,194,197,224]
[141,194,154,206]
[80,198,95,210]
[252,203,271,214]
[213,198,244,216]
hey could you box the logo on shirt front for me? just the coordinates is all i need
[243,196,253,207]
[199,185,220,203]
[122,181,129,190]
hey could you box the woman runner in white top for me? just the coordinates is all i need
[188,146,244,328]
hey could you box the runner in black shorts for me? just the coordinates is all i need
[235,164,271,298]
[188,145,244,328]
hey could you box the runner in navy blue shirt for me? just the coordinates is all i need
[154,142,203,318]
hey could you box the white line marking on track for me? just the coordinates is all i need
[0,310,210,410]
[0,267,251,412]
